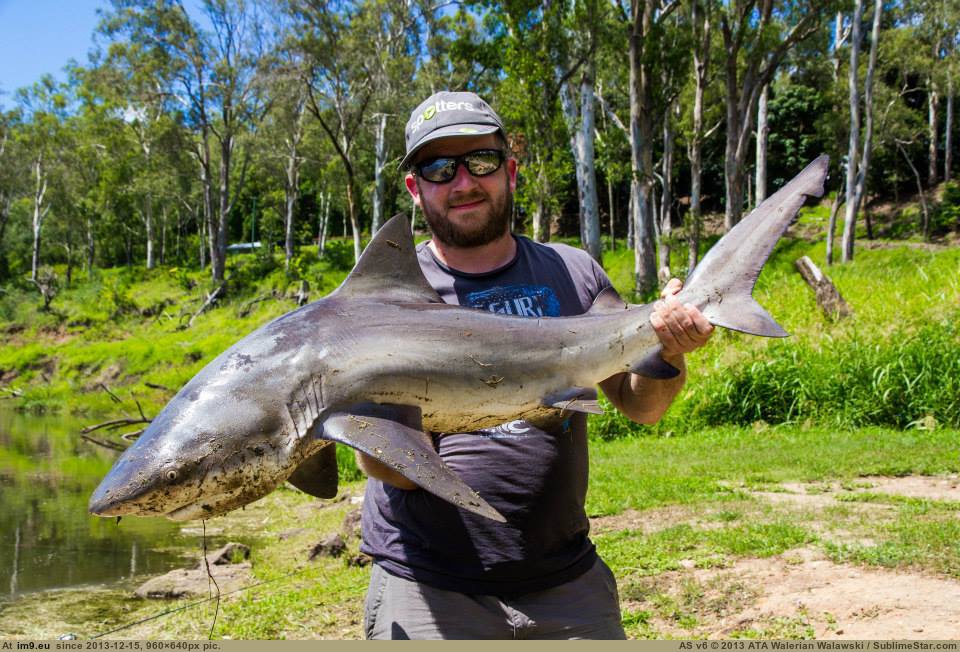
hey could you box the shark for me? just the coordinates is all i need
[88,155,828,524]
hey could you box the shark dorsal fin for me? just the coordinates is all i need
[333,213,443,303]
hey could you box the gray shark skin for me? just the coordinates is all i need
[88,155,828,524]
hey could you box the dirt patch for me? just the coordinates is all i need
[629,547,960,639]
[857,475,960,501]
[591,505,703,534]
[749,475,960,506]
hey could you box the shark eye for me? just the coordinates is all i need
[165,469,178,481]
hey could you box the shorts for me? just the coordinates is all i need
[363,557,627,640]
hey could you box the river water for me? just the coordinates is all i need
[0,408,232,601]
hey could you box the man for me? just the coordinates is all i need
[356,91,714,640]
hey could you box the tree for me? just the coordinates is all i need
[294,0,379,262]
[16,76,68,283]
[683,0,718,273]
[0,109,24,278]
[626,0,680,295]
[558,0,605,262]
[840,0,882,264]
[100,0,272,283]
[720,0,827,231]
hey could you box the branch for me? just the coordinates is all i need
[182,283,226,329]
[595,88,628,135]
[81,417,152,435]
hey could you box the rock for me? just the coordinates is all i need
[308,533,346,561]
[134,541,252,600]
[278,528,308,541]
[342,509,362,538]
[134,562,252,600]
[348,553,373,568]
[201,542,250,567]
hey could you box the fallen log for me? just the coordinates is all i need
[795,255,852,320]
[183,283,226,329]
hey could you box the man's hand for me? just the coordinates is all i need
[650,278,714,357]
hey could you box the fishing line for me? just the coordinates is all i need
[201,520,222,640]
[86,565,310,640]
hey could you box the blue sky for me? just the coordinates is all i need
[0,0,108,105]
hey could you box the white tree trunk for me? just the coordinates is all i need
[560,65,603,262]
[946,72,954,182]
[144,197,155,270]
[31,153,49,282]
[755,84,770,205]
[929,85,940,186]
[284,107,304,271]
[687,0,710,274]
[842,0,882,262]
[318,191,330,257]
[371,113,388,235]
[629,0,657,295]
[658,101,676,280]
[841,0,865,264]
[832,12,845,82]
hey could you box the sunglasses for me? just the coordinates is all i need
[414,149,506,184]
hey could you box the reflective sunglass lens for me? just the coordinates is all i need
[420,158,457,182]
[465,152,501,176]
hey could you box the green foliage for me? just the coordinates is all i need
[683,317,960,430]
[933,182,960,235]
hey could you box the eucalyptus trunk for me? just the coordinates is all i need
[841,0,865,264]
[687,0,710,274]
[31,153,48,283]
[371,113,388,235]
[929,84,940,186]
[532,156,551,243]
[629,0,658,296]
[560,65,602,262]
[755,84,770,205]
[144,197,155,270]
[946,73,954,182]
[658,101,675,279]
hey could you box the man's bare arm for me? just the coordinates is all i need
[600,279,714,425]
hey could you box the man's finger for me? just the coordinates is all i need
[685,303,715,337]
[660,278,683,299]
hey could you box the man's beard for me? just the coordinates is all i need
[418,179,513,248]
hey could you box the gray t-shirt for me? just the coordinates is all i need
[360,234,613,596]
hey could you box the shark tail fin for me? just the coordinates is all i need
[679,155,829,338]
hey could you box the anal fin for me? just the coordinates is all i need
[319,403,505,522]
[630,348,681,379]
[543,387,605,415]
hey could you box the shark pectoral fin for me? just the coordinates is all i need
[287,443,339,499]
[629,348,682,379]
[320,405,506,523]
[543,387,604,415]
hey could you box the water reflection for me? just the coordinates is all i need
[0,409,228,601]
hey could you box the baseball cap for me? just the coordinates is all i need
[400,91,505,170]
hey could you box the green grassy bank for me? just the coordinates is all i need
[2,422,957,639]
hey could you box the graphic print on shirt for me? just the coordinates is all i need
[464,284,562,439]
[464,284,561,318]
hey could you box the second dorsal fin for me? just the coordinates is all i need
[333,214,444,303]
[588,286,628,314]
